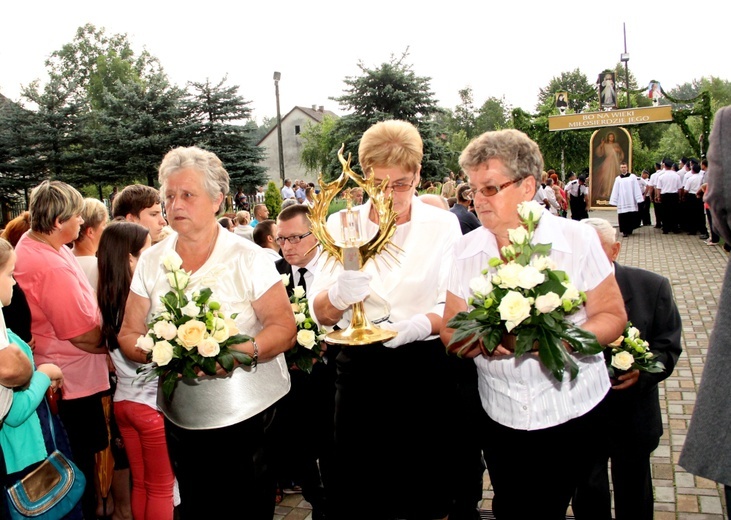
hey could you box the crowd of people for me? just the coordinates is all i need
[0,116,728,520]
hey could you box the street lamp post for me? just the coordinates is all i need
[273,71,285,184]
[621,23,630,109]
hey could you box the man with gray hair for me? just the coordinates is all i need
[573,217,682,520]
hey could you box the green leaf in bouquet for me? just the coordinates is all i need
[537,330,579,382]
[560,324,602,355]
[513,330,539,357]
[161,372,178,400]
[230,349,253,366]
[222,333,252,348]
[196,287,213,304]
[217,350,235,372]
[197,356,218,376]
[531,243,552,257]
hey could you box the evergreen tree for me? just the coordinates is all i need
[184,77,267,192]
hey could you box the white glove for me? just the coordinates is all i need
[328,270,373,311]
[382,314,432,348]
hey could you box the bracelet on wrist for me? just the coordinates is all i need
[251,339,259,368]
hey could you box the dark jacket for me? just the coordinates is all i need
[449,204,481,235]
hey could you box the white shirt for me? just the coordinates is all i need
[130,229,290,429]
[609,174,644,213]
[234,224,254,241]
[657,168,683,194]
[281,185,296,200]
[684,172,703,195]
[544,185,561,214]
[447,212,612,430]
[310,196,461,331]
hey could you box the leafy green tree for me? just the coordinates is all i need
[300,114,342,176]
[328,50,450,181]
[85,71,187,187]
[184,77,267,192]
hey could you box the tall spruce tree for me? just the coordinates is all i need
[184,77,267,192]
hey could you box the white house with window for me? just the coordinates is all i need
[257,105,338,185]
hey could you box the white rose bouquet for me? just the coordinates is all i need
[447,200,603,382]
[607,321,665,378]
[137,251,254,399]
[284,277,325,373]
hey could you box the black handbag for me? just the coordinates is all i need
[5,399,85,519]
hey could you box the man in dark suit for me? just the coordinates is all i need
[574,218,682,520]
[450,184,481,235]
[270,204,330,520]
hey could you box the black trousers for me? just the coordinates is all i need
[639,196,652,226]
[329,339,456,520]
[653,199,663,227]
[482,402,606,520]
[165,409,276,519]
[661,192,680,233]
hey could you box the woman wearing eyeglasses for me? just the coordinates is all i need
[441,129,626,520]
[309,120,464,520]
[117,146,295,518]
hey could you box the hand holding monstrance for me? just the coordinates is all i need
[309,145,401,345]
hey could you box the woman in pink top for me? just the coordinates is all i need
[14,180,109,520]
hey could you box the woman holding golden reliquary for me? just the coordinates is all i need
[117,146,295,519]
[441,129,626,520]
[309,120,463,520]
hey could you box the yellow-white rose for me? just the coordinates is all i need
[469,275,493,297]
[151,340,174,366]
[496,262,524,289]
[608,335,625,348]
[294,313,306,325]
[292,285,306,299]
[498,291,532,332]
[611,351,634,371]
[136,334,155,352]
[517,200,544,221]
[162,251,183,271]
[517,265,545,290]
[534,292,562,314]
[530,255,556,272]
[209,317,229,342]
[224,317,239,336]
[177,320,207,350]
[181,301,199,318]
[281,273,290,286]
[297,329,317,349]
[562,282,580,302]
[508,226,529,245]
[627,327,640,340]
[197,337,221,358]
[500,244,516,258]
[153,321,178,341]
[291,303,301,313]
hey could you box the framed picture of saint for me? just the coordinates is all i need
[598,72,617,108]
[590,127,632,207]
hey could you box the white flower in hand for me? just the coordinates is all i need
[611,351,634,371]
[294,313,306,325]
[281,273,291,286]
[561,282,580,302]
[167,271,190,290]
[151,341,174,366]
[627,327,640,340]
[469,275,493,297]
[209,317,229,342]
[162,251,183,271]
[517,265,545,290]
[498,291,532,332]
[530,255,556,272]
[297,329,317,349]
[534,292,562,314]
[136,334,155,352]
[177,320,207,350]
[153,321,178,341]
[508,226,530,245]
[517,200,544,222]
[496,262,524,289]
[292,285,306,299]
[181,301,199,318]
[197,337,221,358]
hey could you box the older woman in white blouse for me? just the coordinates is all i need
[441,129,626,520]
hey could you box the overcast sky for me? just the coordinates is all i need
[2,0,728,124]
